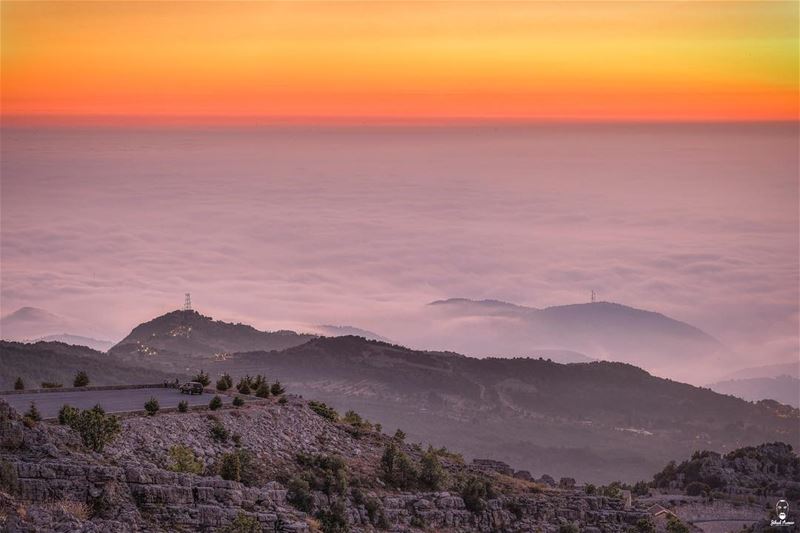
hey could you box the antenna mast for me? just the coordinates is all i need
[184,293,192,311]
[591,290,596,303]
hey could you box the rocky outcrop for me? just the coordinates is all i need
[0,397,648,532]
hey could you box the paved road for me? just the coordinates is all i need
[1,387,227,418]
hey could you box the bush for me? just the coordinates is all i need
[585,483,596,495]
[255,383,270,398]
[210,420,229,442]
[270,381,285,396]
[278,396,288,405]
[144,397,160,416]
[0,459,18,494]
[296,453,349,496]
[318,500,349,533]
[66,405,121,452]
[221,511,261,533]
[209,395,223,410]
[218,451,241,482]
[380,442,417,490]
[58,404,79,425]
[287,476,314,512]
[666,515,689,533]
[218,450,258,486]
[25,402,42,422]
[633,517,656,533]
[73,371,89,387]
[685,481,711,496]
[216,373,233,391]
[342,411,372,434]
[41,381,63,389]
[232,396,244,407]
[309,401,338,421]
[461,477,491,514]
[236,376,252,395]
[13,377,24,390]
[393,429,406,442]
[193,370,211,387]
[178,400,189,413]
[559,525,579,533]
[168,445,203,474]
[419,446,445,490]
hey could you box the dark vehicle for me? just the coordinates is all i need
[180,382,204,395]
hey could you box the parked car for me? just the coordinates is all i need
[180,382,204,395]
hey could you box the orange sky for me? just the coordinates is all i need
[1,1,798,124]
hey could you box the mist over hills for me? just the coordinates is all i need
[0,340,177,389]
[423,298,728,383]
[74,309,797,483]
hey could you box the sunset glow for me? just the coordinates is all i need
[2,1,798,124]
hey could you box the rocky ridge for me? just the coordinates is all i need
[0,395,647,532]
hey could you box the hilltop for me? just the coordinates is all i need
[108,310,316,369]
[424,298,726,382]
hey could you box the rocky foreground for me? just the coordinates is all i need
[0,394,648,532]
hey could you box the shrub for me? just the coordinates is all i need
[270,381,285,396]
[73,371,89,387]
[221,511,261,533]
[255,383,270,398]
[0,459,18,494]
[278,396,288,405]
[209,395,223,410]
[374,423,382,434]
[168,445,203,474]
[559,525,579,533]
[287,476,314,512]
[232,433,242,447]
[66,405,121,452]
[250,375,266,391]
[210,420,229,442]
[178,400,189,413]
[13,377,24,390]
[25,402,42,422]
[419,446,445,491]
[380,442,417,490]
[342,411,372,434]
[633,517,656,533]
[41,381,63,389]
[193,370,211,387]
[309,401,338,421]
[236,378,251,395]
[219,451,241,482]
[58,404,79,425]
[393,429,406,442]
[216,373,233,391]
[461,477,491,514]
[666,515,689,533]
[296,453,349,496]
[144,397,160,416]
[317,500,349,533]
[232,396,244,407]
[685,481,711,496]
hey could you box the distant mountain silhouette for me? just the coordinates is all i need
[424,298,726,382]
[708,375,800,408]
[721,361,799,381]
[108,310,315,368]
[0,340,177,389]
[1,307,92,341]
[311,325,391,343]
[35,334,114,353]
[215,335,797,482]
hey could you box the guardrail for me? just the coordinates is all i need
[0,383,175,396]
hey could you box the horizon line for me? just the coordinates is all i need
[2,114,799,129]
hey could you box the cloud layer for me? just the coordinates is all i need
[1,123,797,380]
